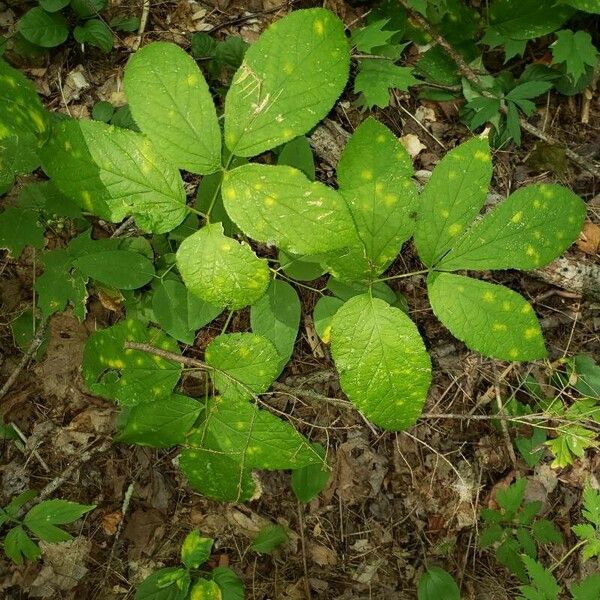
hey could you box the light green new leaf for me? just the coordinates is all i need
[331,294,431,430]
[124,42,221,174]
[176,223,269,309]
[134,567,191,600]
[428,273,546,361]
[224,8,349,157]
[117,394,202,447]
[188,580,221,599]
[251,524,288,554]
[181,531,213,569]
[0,208,44,258]
[437,184,585,271]
[24,500,95,543]
[152,279,223,344]
[250,279,301,372]
[355,59,419,108]
[82,319,182,406]
[571,575,600,600]
[40,119,187,232]
[414,137,493,267]
[205,332,280,400]
[72,249,154,290]
[222,164,355,255]
[326,117,417,280]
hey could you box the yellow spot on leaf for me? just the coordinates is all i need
[264,196,275,206]
[322,325,332,344]
[384,194,397,206]
[521,304,532,314]
[375,182,384,193]
[186,74,198,86]
[64,141,72,151]
[509,348,519,359]
[441,209,450,218]
[224,187,236,200]
[474,149,490,162]
[361,169,373,181]
[482,291,495,302]
[314,19,324,35]
[283,62,294,74]
[283,128,293,139]
[526,245,536,257]
[533,199,541,208]
[448,223,462,236]
[511,211,523,223]
[29,110,46,133]
[524,327,539,339]
[253,182,263,191]
[493,322,507,332]
[81,191,93,210]
[377,134,386,143]
[221,242,232,251]
[502,301,511,311]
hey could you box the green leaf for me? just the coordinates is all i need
[488,0,573,40]
[18,7,69,48]
[24,500,95,543]
[205,332,280,401]
[4,490,38,517]
[291,443,330,503]
[152,279,222,344]
[352,19,396,53]
[109,15,141,32]
[515,428,547,468]
[479,524,504,546]
[582,485,600,527]
[355,59,419,108]
[572,355,600,397]
[222,164,355,255]
[224,8,349,157]
[497,478,526,516]
[74,19,114,53]
[124,42,221,175]
[11,310,48,360]
[571,574,600,600]
[497,538,527,581]
[438,184,586,271]
[277,136,315,180]
[191,32,217,58]
[250,279,301,372]
[428,274,546,362]
[0,207,44,258]
[40,119,187,232]
[545,436,574,469]
[212,566,245,600]
[134,567,191,600]
[414,137,493,267]
[4,526,40,564]
[531,519,563,544]
[72,249,154,290]
[331,294,431,430]
[561,0,600,13]
[417,566,460,600]
[176,223,270,310]
[313,296,344,343]
[82,319,182,406]
[39,0,70,11]
[116,394,202,447]
[519,501,542,526]
[35,249,88,320]
[70,0,107,18]
[278,250,325,281]
[326,117,417,281]
[326,278,397,305]
[250,524,288,554]
[517,527,537,558]
[180,530,213,569]
[551,29,597,84]
[518,556,560,600]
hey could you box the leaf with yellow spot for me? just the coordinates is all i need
[205,332,280,400]
[222,164,355,255]
[40,119,187,232]
[189,579,222,600]
[313,296,344,343]
[437,184,586,271]
[134,566,191,600]
[250,279,301,373]
[180,531,213,570]
[414,137,493,267]
[176,223,269,310]
[124,42,221,175]
[325,117,418,281]
[428,273,546,361]
[116,394,202,447]
[82,319,183,406]
[331,294,432,430]
[224,8,349,157]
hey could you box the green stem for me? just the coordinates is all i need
[206,153,235,222]
[550,539,586,572]
[187,206,207,219]
[220,310,234,334]
[373,269,429,283]
[270,268,324,295]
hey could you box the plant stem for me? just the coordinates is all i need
[373,269,429,283]
[205,153,235,221]
[550,539,586,572]
[220,310,234,334]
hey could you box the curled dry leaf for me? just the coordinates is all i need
[576,222,600,254]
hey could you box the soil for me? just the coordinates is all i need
[0,1,599,599]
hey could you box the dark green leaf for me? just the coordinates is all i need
[212,566,245,600]
[18,8,69,48]
[74,19,114,53]
[250,524,288,554]
[4,526,40,564]
[291,443,330,503]
[134,567,191,600]
[0,207,44,258]
[417,566,460,600]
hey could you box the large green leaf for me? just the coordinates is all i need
[224,8,349,157]
[562,0,600,13]
[117,394,202,447]
[152,279,223,344]
[18,7,69,48]
[40,119,187,232]
[250,279,301,372]
[0,208,44,258]
[414,137,493,267]
[331,294,431,430]
[222,164,355,255]
[437,184,586,271]
[24,500,95,543]
[176,223,269,309]
[72,249,154,289]
[205,332,280,400]
[82,319,182,405]
[326,117,417,280]
[428,273,546,361]
[124,42,221,174]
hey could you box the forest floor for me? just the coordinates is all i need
[0,1,599,599]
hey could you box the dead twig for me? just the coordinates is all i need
[132,0,150,51]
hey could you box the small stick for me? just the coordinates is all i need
[0,321,48,403]
[132,0,150,51]
[494,375,519,470]
[103,482,135,585]
[10,422,50,473]
[296,503,311,599]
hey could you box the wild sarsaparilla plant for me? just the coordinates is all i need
[1,9,585,502]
